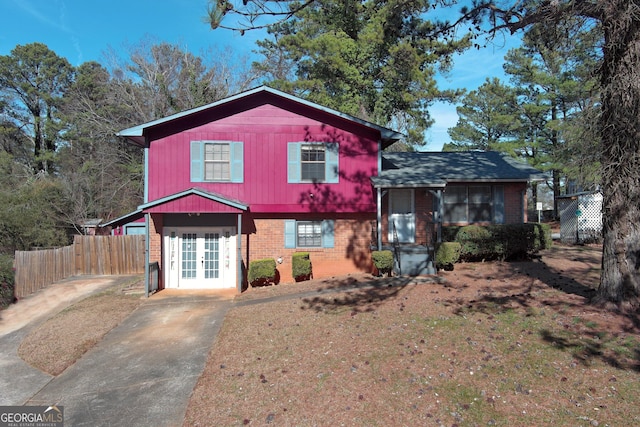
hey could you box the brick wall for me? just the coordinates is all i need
[244,213,375,283]
[504,182,527,223]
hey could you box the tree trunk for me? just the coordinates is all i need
[597,5,640,306]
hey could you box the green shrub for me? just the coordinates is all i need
[455,225,493,261]
[248,258,277,286]
[292,252,312,281]
[0,254,15,308]
[435,242,461,270]
[443,223,552,262]
[372,250,394,276]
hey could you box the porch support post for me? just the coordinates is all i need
[377,187,382,250]
[144,212,150,298]
[436,189,443,244]
[236,213,243,294]
[143,143,150,298]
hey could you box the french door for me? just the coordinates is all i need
[164,227,236,289]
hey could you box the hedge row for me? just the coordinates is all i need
[441,223,552,263]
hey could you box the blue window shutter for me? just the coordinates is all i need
[321,220,335,248]
[191,141,204,182]
[284,220,296,248]
[288,142,301,183]
[493,185,505,224]
[230,141,244,183]
[325,143,339,183]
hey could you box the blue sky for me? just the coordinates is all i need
[0,0,519,151]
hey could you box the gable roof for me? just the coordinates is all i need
[138,188,248,213]
[371,151,548,188]
[117,85,404,148]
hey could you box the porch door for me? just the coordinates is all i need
[389,189,415,243]
[165,227,236,289]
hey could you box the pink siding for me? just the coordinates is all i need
[146,104,379,213]
[145,194,244,214]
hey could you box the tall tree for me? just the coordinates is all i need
[445,77,520,151]
[0,43,74,173]
[502,23,600,214]
[106,40,258,123]
[208,0,640,306]
[58,61,144,229]
[250,0,469,147]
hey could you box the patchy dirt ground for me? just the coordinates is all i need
[185,243,640,426]
[11,243,640,426]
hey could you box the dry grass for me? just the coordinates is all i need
[18,280,144,375]
[184,245,640,427]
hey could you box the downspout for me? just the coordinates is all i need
[237,213,243,294]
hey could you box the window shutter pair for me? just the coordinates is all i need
[190,141,243,183]
[287,142,339,183]
[284,220,335,248]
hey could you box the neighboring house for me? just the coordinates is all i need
[105,86,544,293]
[557,191,603,244]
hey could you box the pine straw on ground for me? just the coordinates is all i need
[18,280,144,376]
[184,244,640,427]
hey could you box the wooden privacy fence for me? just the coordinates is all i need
[14,235,145,298]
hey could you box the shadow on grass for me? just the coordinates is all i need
[540,328,640,372]
[299,275,444,313]
[444,248,640,372]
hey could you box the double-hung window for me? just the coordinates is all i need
[284,220,335,248]
[190,141,243,183]
[204,143,230,181]
[288,142,339,183]
[296,221,323,247]
[301,145,326,182]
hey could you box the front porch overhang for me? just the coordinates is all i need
[139,188,249,214]
[372,183,445,251]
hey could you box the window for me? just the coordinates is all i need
[284,220,335,248]
[301,145,326,181]
[288,142,339,183]
[297,221,322,247]
[204,143,230,181]
[443,185,504,224]
[190,141,243,183]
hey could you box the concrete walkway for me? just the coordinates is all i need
[0,275,137,406]
[0,278,235,427]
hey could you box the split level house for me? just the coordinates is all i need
[106,86,545,294]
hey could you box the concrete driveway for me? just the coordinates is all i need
[0,277,235,427]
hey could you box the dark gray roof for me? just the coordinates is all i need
[371,151,548,188]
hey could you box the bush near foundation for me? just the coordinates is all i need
[248,258,278,286]
[372,250,394,276]
[443,223,552,262]
[435,242,462,271]
[292,252,312,282]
